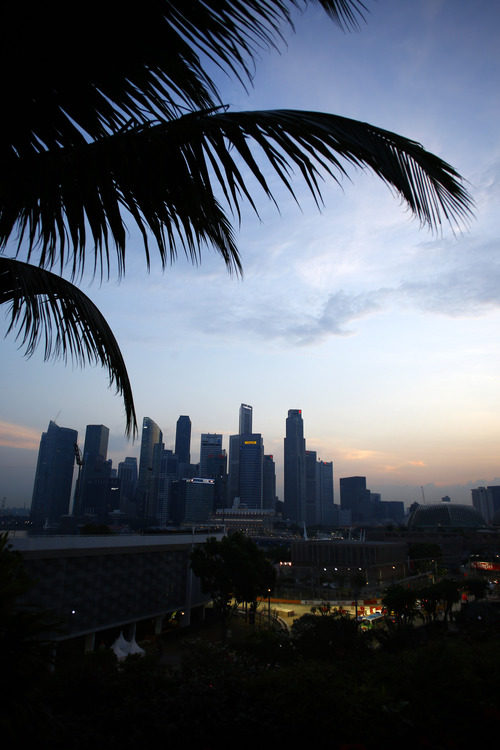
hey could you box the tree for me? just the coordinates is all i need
[382,584,418,627]
[1,1,473,435]
[190,532,276,634]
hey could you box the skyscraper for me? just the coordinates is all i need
[238,434,264,509]
[317,459,335,525]
[118,457,138,515]
[174,415,191,465]
[75,424,110,517]
[30,420,78,528]
[239,403,253,435]
[148,444,179,525]
[136,417,163,520]
[199,433,223,478]
[284,409,306,523]
[340,476,372,523]
[263,454,276,510]
[305,449,318,526]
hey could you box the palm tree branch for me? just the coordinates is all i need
[1,109,472,279]
[0,258,137,437]
[2,1,367,158]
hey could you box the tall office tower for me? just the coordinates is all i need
[339,476,372,523]
[174,415,191,465]
[263,454,276,510]
[205,450,228,510]
[199,433,223,478]
[305,450,318,526]
[471,487,496,523]
[136,417,163,520]
[317,460,335,525]
[75,424,110,516]
[228,433,241,505]
[229,403,256,506]
[284,409,306,523]
[118,457,138,515]
[239,403,253,435]
[30,420,78,528]
[237,435,264,509]
[170,478,215,525]
[148,444,179,525]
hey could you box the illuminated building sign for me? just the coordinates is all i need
[244,440,257,444]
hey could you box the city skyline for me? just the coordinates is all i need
[2,1,500,508]
[16,406,500,518]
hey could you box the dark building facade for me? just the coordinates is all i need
[11,532,222,649]
[305,450,318,526]
[263,454,276,510]
[239,403,253,435]
[284,409,306,523]
[30,421,78,528]
[75,424,111,518]
[340,476,372,524]
[199,433,223,478]
[174,415,191,465]
[317,459,335,525]
[136,417,163,521]
[238,434,264,509]
[117,457,138,516]
[171,478,215,525]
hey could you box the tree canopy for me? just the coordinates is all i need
[190,532,276,625]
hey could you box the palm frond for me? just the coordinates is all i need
[0,258,137,437]
[2,109,472,279]
[1,2,366,157]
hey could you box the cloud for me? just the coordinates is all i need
[0,421,40,451]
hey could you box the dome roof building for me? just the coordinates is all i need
[407,503,486,530]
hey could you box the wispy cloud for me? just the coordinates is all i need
[0,421,40,451]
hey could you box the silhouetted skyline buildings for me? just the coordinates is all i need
[284,409,306,523]
[28,403,421,530]
[30,420,78,528]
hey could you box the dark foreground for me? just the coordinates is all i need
[4,605,500,750]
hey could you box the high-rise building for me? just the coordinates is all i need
[174,415,191,465]
[75,424,110,517]
[148,444,179,525]
[238,434,264,509]
[205,450,228,510]
[228,433,241,505]
[170,478,215,525]
[199,433,222,478]
[263,454,276,511]
[118,457,138,515]
[317,460,335,525]
[30,421,78,528]
[136,417,163,520]
[471,486,499,524]
[239,403,253,435]
[305,450,318,526]
[340,476,372,524]
[284,409,306,523]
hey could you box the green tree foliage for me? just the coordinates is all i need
[382,584,418,626]
[291,610,369,659]
[190,532,276,629]
[0,1,473,435]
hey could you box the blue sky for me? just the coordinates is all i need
[2,0,500,510]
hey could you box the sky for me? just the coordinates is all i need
[1,0,500,511]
